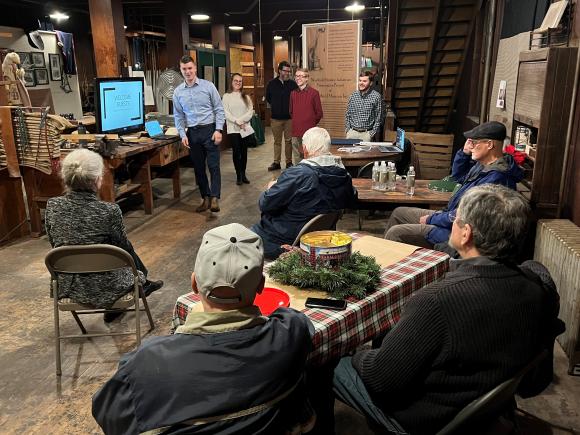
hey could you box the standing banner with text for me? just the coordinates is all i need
[302,20,361,138]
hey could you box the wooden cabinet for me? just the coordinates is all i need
[512,47,578,216]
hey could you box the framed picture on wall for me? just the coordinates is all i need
[16,52,32,69]
[49,54,61,81]
[23,69,35,87]
[34,68,49,85]
[31,52,45,68]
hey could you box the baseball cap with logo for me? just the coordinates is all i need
[194,223,264,305]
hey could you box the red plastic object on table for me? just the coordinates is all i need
[254,287,290,315]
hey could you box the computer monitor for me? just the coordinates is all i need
[95,77,144,134]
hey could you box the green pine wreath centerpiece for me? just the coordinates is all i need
[268,231,381,300]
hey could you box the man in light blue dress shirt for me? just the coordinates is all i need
[173,55,225,212]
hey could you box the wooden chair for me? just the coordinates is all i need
[45,244,155,376]
[292,211,342,246]
[386,130,453,179]
[436,350,548,435]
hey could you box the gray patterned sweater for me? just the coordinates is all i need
[45,191,145,308]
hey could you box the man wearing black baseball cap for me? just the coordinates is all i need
[384,121,523,248]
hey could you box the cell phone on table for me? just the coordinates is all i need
[305,297,347,311]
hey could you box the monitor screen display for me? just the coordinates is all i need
[95,78,144,134]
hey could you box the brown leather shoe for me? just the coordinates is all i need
[196,197,210,212]
[210,197,220,212]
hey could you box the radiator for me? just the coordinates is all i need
[534,219,580,375]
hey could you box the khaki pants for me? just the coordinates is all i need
[291,136,303,165]
[384,207,437,248]
[271,119,293,164]
[346,129,372,142]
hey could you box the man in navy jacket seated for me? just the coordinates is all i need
[252,126,357,259]
[384,121,523,248]
[92,223,315,434]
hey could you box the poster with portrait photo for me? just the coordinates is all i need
[49,54,61,81]
[23,69,35,87]
[31,52,45,68]
[34,68,49,85]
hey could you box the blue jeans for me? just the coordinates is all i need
[333,357,408,434]
[186,124,221,198]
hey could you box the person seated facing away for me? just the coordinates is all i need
[45,149,163,322]
[332,185,564,435]
[92,223,315,435]
[384,121,523,248]
[252,126,357,260]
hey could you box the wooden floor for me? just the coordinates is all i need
[0,132,579,434]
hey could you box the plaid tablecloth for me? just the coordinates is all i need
[172,247,449,366]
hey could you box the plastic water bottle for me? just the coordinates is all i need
[378,161,388,191]
[388,161,397,191]
[406,165,416,196]
[371,161,379,190]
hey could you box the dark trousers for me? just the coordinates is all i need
[186,124,221,199]
[125,241,148,277]
[333,357,408,434]
[229,133,249,178]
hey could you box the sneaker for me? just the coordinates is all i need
[196,198,210,212]
[268,162,281,171]
[143,279,164,297]
[210,197,220,212]
[286,162,293,168]
[104,310,125,323]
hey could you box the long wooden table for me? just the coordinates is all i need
[22,137,187,236]
[353,178,453,209]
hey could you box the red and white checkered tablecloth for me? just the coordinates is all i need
[172,246,449,366]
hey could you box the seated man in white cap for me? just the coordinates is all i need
[92,223,315,434]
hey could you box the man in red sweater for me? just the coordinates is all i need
[290,68,323,164]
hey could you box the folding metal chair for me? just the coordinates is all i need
[45,244,155,376]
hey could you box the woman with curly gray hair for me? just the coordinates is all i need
[45,149,163,322]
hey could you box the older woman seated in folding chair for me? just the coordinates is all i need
[252,127,357,260]
[45,149,163,322]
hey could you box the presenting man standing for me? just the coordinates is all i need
[345,71,383,141]
[290,68,323,164]
[173,55,225,213]
[266,61,298,171]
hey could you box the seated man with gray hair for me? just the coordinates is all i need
[45,149,163,322]
[93,223,315,434]
[252,126,357,259]
[328,185,564,434]
[384,121,523,249]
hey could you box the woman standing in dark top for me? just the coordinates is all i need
[45,149,163,321]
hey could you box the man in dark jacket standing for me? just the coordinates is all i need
[252,127,357,259]
[266,61,298,171]
[92,223,315,434]
[332,185,564,435]
[384,121,523,248]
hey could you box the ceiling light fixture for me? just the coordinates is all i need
[229,26,243,31]
[49,12,69,20]
[273,35,283,40]
[124,25,127,29]
[345,2,365,12]
[191,14,210,21]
